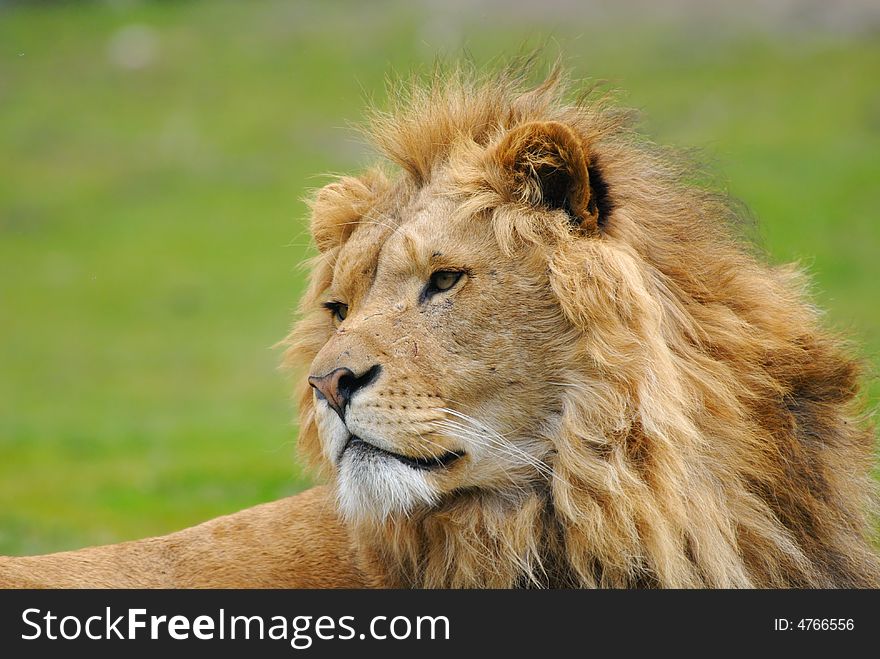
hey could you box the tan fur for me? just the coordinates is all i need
[2,64,878,588]
[0,487,370,588]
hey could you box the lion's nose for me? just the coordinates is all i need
[308,364,381,421]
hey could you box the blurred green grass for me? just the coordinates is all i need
[0,1,878,555]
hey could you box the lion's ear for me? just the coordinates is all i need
[489,121,599,231]
[309,169,388,252]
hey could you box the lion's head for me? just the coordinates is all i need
[283,65,879,588]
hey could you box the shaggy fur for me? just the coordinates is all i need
[2,63,877,591]
[283,63,880,588]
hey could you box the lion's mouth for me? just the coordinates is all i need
[343,436,464,471]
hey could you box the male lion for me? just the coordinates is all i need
[2,66,878,588]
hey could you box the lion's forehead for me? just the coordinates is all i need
[331,214,393,300]
[332,187,468,299]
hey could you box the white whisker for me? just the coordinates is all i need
[429,407,565,488]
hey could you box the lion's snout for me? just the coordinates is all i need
[308,364,381,420]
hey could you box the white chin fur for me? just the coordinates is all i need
[335,449,439,523]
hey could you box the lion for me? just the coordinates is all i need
[2,64,878,588]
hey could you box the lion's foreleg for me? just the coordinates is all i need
[0,486,367,588]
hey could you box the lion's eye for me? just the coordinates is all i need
[323,301,348,323]
[427,270,463,295]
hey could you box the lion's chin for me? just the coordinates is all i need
[334,446,440,524]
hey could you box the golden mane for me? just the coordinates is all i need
[283,64,880,588]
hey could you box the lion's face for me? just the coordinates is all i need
[308,176,573,522]
[286,71,880,588]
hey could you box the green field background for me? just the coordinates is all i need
[1,1,878,555]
